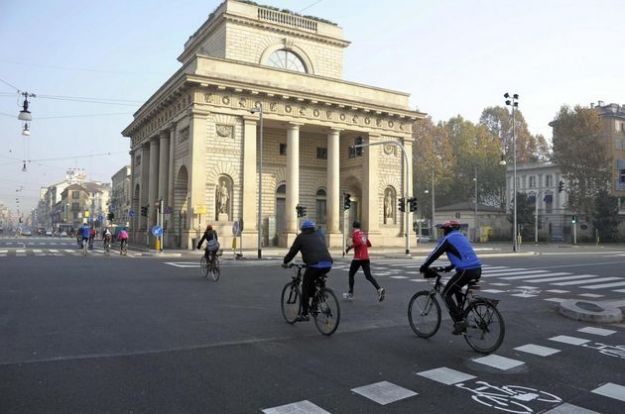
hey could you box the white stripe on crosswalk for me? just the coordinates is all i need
[578,327,616,336]
[484,270,549,278]
[549,335,590,346]
[528,274,602,283]
[584,281,625,289]
[262,400,331,414]
[552,277,620,286]
[350,381,418,405]
[591,382,625,403]
[514,344,560,357]
[543,403,601,414]
[417,367,476,385]
[500,272,571,280]
[472,355,525,370]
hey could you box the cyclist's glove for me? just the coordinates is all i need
[281,262,289,269]
[443,265,454,272]
[419,264,428,273]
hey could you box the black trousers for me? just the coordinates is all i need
[301,267,330,315]
[442,268,481,321]
[348,259,380,293]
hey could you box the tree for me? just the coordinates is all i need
[551,105,610,216]
[592,189,619,242]
[508,192,534,241]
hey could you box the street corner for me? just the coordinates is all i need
[558,299,623,323]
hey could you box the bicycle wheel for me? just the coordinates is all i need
[463,299,505,354]
[408,291,441,338]
[200,256,209,279]
[82,241,87,256]
[313,288,340,336]
[281,282,300,324]
[210,259,220,281]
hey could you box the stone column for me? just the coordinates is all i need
[242,117,258,245]
[158,130,170,223]
[403,138,413,240]
[285,123,301,241]
[140,142,150,231]
[362,134,380,234]
[129,149,138,239]
[326,128,342,247]
[188,110,209,248]
[148,137,160,233]
[167,124,176,231]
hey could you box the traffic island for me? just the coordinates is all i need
[558,299,623,323]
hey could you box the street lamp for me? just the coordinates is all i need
[473,168,478,242]
[18,92,35,121]
[21,123,30,136]
[250,103,264,259]
[504,92,519,252]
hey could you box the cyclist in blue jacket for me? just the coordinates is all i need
[419,220,482,335]
[79,223,91,249]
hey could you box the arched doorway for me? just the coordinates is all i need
[174,166,189,248]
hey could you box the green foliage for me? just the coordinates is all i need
[552,105,610,215]
[507,192,535,240]
[592,189,619,242]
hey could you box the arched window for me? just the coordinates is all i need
[267,49,307,73]
[315,188,327,224]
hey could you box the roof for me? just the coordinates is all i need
[436,201,504,213]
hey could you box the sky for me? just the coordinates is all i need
[1,0,624,215]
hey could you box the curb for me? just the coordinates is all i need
[558,299,623,323]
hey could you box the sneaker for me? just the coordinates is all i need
[296,314,310,322]
[452,320,467,335]
[342,292,353,300]
[377,288,385,302]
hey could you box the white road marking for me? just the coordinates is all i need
[546,289,569,293]
[510,293,538,298]
[417,367,476,385]
[501,272,571,280]
[481,289,506,293]
[514,344,560,357]
[350,381,417,405]
[517,285,538,289]
[489,282,510,286]
[164,262,200,268]
[591,382,625,403]
[472,355,525,370]
[49,249,59,253]
[543,402,601,414]
[614,289,625,293]
[262,400,332,414]
[389,275,409,279]
[553,277,621,286]
[529,275,604,283]
[577,327,616,336]
[409,279,426,283]
[482,266,510,270]
[549,335,590,346]
[544,298,568,303]
[584,281,625,290]
[578,293,604,298]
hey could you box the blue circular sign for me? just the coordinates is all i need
[128,209,136,218]
[151,225,163,236]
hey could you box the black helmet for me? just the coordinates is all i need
[352,220,360,229]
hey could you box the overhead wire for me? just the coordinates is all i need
[0,77,20,91]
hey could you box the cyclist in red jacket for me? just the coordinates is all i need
[343,221,385,302]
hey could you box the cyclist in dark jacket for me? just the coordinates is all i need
[283,219,333,321]
[196,224,219,263]
[420,220,482,335]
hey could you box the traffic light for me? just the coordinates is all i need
[558,180,564,193]
[343,193,351,211]
[398,197,406,212]
[296,204,307,218]
[107,212,114,221]
[408,197,418,212]
[571,215,576,224]
[140,206,148,217]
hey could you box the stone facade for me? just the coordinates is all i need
[122,0,425,249]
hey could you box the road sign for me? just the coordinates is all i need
[97,214,104,222]
[151,225,163,237]
[129,209,136,218]
[164,206,173,214]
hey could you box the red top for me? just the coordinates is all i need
[351,229,371,260]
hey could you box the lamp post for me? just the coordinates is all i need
[353,140,411,255]
[504,92,519,252]
[250,104,264,259]
[473,167,478,242]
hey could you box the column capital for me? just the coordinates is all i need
[242,115,258,123]
[287,121,304,128]
[328,127,344,133]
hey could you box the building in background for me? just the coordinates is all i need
[591,102,625,201]
[122,0,424,249]
[110,165,131,226]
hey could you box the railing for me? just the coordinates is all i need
[258,8,317,32]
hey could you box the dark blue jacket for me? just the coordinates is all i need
[80,226,91,239]
[422,230,481,271]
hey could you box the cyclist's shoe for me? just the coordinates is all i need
[377,288,385,302]
[452,320,467,335]
[296,313,310,322]
[342,292,353,300]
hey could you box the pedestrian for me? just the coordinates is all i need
[343,221,385,302]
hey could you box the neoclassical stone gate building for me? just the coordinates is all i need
[122,0,425,249]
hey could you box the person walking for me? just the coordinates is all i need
[343,221,385,302]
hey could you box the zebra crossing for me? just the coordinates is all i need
[262,326,625,413]
[0,247,126,257]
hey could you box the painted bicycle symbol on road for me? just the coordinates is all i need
[455,380,562,413]
[581,342,625,359]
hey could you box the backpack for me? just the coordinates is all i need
[207,239,220,251]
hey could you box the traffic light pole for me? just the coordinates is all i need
[354,140,411,255]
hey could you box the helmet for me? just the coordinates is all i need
[436,220,461,233]
[352,220,361,229]
[300,219,316,230]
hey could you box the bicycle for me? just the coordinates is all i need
[120,240,128,256]
[200,250,221,281]
[81,238,88,256]
[103,236,111,255]
[281,263,340,336]
[408,266,505,354]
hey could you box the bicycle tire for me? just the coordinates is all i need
[281,282,301,324]
[313,288,340,336]
[408,291,441,338]
[463,299,505,354]
[211,259,220,281]
[200,256,209,279]
[471,395,532,414]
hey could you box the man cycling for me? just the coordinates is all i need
[117,227,129,254]
[282,219,333,322]
[419,220,481,335]
[102,226,113,248]
[196,224,219,264]
[79,223,91,250]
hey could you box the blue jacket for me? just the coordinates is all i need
[422,230,481,271]
[80,226,91,239]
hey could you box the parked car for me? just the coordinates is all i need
[60,231,68,237]
[45,231,53,237]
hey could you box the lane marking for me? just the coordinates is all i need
[549,335,590,346]
[553,277,620,286]
[584,281,625,290]
[262,400,331,414]
[501,272,572,280]
[472,355,525,370]
[546,289,569,293]
[489,282,510,286]
[543,402,601,414]
[544,298,568,303]
[514,344,560,357]
[577,327,616,336]
[481,289,506,293]
[417,367,476,385]
[350,381,418,405]
[510,293,539,298]
[578,293,604,298]
[389,275,409,279]
[528,275,605,283]
[591,382,625,403]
